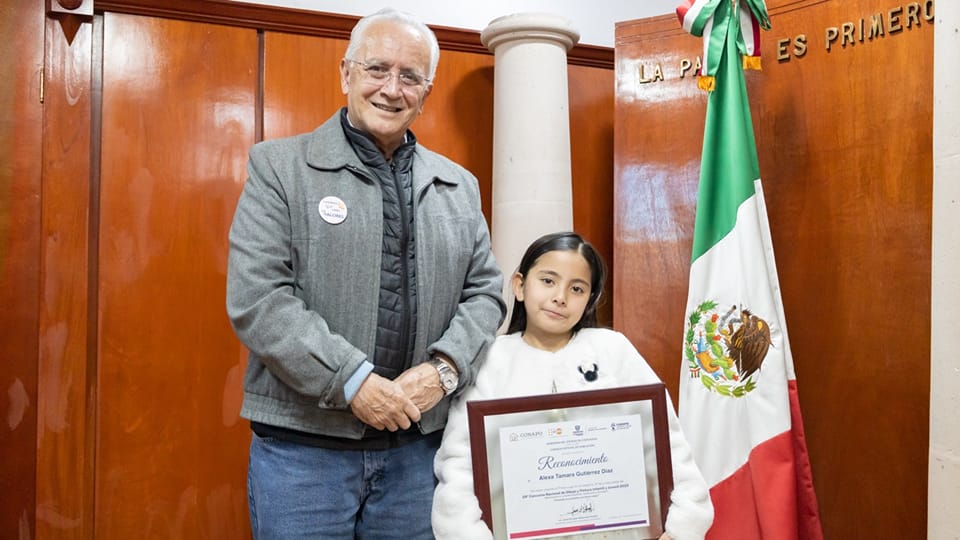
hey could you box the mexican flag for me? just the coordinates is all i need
[676,1,824,538]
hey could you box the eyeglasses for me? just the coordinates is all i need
[346,59,431,90]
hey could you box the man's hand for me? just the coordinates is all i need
[350,373,421,431]
[396,363,446,413]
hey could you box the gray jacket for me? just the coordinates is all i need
[226,112,506,439]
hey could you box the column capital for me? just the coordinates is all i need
[481,13,580,53]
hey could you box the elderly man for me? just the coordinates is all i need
[226,7,505,539]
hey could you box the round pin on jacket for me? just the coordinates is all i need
[318,196,347,225]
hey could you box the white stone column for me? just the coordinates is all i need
[481,13,580,317]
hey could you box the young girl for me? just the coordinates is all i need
[432,232,713,540]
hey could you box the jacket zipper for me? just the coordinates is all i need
[391,160,413,369]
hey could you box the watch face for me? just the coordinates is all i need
[433,359,458,393]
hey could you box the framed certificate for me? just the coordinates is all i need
[467,384,673,540]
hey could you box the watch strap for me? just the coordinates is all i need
[430,357,458,395]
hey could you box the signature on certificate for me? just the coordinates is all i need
[565,502,595,516]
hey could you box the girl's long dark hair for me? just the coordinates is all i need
[506,231,607,335]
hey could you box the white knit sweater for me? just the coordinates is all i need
[432,329,714,540]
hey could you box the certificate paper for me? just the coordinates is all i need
[498,414,650,539]
[468,385,673,539]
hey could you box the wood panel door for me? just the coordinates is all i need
[37,12,96,539]
[614,0,933,538]
[1,0,44,535]
[96,12,256,537]
[569,64,615,325]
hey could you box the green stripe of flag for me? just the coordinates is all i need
[690,1,762,263]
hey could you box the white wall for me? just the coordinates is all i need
[234,0,678,47]
[930,1,960,537]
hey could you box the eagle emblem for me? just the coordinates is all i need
[684,301,773,397]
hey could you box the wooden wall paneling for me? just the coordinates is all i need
[37,14,96,540]
[97,12,256,537]
[0,1,44,536]
[410,50,495,220]
[614,0,933,537]
[613,16,707,394]
[262,32,346,141]
[750,1,932,538]
[568,64,615,326]
[94,0,613,68]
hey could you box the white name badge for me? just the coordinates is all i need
[318,196,347,225]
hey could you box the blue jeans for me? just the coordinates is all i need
[247,431,441,540]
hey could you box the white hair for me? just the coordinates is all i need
[345,7,440,81]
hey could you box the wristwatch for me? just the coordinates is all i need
[430,357,459,395]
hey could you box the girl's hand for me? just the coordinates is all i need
[658,533,674,540]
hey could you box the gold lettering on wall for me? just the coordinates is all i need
[777,35,808,60]
[629,0,934,83]
[822,0,934,52]
[638,63,665,83]
[679,57,703,78]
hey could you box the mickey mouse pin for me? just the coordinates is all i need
[578,363,599,382]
